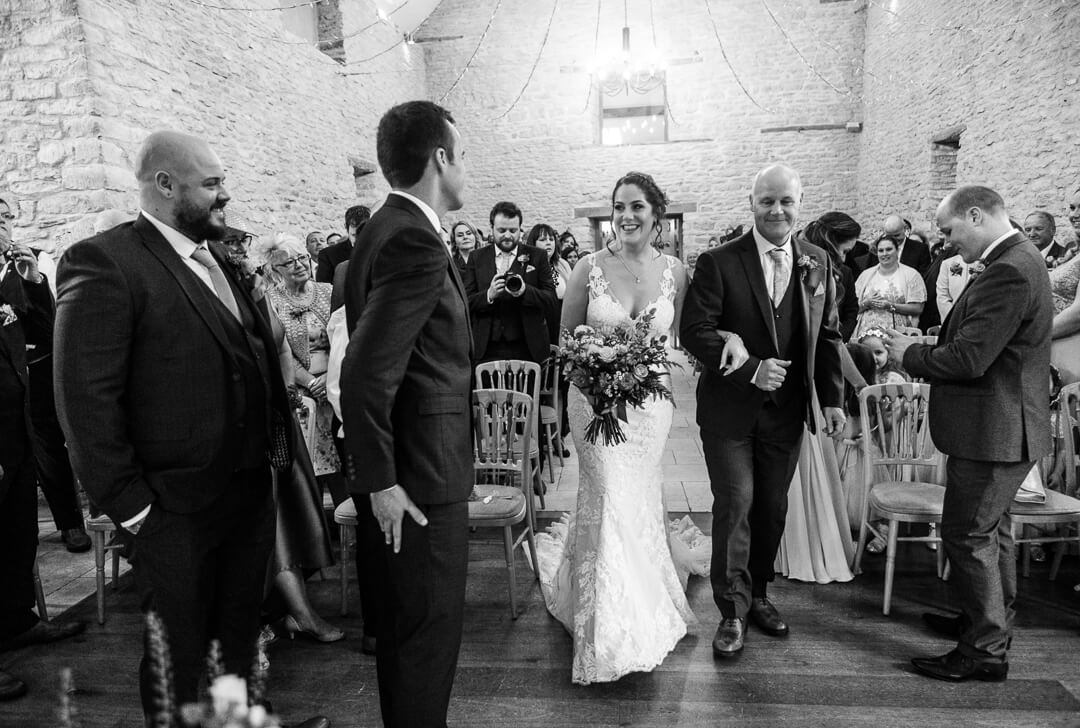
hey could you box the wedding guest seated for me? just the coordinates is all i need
[853,235,926,339]
[259,235,340,481]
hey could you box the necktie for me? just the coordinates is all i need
[498,252,514,276]
[768,247,790,307]
[190,246,241,322]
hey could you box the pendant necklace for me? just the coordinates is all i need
[607,243,655,284]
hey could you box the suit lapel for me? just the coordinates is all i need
[791,238,813,341]
[736,235,778,352]
[941,233,1026,340]
[133,216,236,362]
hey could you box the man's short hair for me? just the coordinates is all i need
[376,101,456,189]
[945,186,1006,218]
[344,205,370,231]
[489,201,522,228]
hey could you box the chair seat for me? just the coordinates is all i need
[511,438,540,458]
[334,498,358,525]
[540,405,557,423]
[869,482,945,519]
[1010,489,1080,520]
[86,514,115,531]
[468,484,526,521]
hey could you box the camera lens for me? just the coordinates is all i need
[504,274,524,294]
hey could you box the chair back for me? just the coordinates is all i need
[911,335,937,347]
[476,360,541,404]
[894,325,923,337]
[858,382,942,484]
[540,345,561,415]
[1056,382,1080,497]
[926,325,942,337]
[472,389,535,511]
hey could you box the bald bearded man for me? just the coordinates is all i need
[54,131,295,719]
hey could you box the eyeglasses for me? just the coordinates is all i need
[0,213,14,222]
[274,254,310,269]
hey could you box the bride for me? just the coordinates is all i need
[533,172,747,684]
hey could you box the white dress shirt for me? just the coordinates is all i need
[752,225,793,301]
[141,209,216,293]
[495,245,518,276]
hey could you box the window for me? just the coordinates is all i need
[600,77,667,146]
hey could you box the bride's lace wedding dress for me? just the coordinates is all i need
[534,253,696,685]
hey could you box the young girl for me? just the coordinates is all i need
[859,327,908,386]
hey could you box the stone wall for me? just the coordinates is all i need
[0,0,425,251]
[420,0,866,254]
[856,0,1080,243]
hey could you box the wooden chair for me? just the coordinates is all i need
[538,345,564,481]
[469,389,540,618]
[333,499,357,616]
[894,325,923,337]
[1011,381,1080,579]
[853,382,946,615]
[86,513,123,625]
[475,360,546,516]
[32,559,47,620]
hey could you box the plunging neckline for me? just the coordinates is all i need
[592,253,672,320]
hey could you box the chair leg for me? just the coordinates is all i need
[853,517,869,574]
[543,426,555,484]
[525,523,540,582]
[339,524,350,617]
[503,526,518,619]
[32,560,48,621]
[935,526,946,579]
[93,530,106,625]
[882,518,900,616]
[111,543,120,589]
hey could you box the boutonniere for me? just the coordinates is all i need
[0,303,17,326]
[797,254,824,289]
[949,262,963,276]
[968,260,987,280]
[516,253,530,265]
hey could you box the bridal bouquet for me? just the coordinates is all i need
[560,311,675,446]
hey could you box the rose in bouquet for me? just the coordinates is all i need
[560,311,676,446]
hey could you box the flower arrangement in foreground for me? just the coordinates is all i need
[560,311,676,446]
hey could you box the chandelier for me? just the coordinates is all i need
[593,1,666,96]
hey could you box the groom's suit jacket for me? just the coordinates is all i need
[340,194,474,504]
[904,232,1052,462]
[681,229,844,437]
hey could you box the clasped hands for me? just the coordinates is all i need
[371,485,428,554]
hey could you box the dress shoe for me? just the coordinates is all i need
[911,649,1008,683]
[748,597,789,637]
[0,619,86,652]
[712,617,745,658]
[61,527,92,553]
[361,634,377,656]
[286,717,331,728]
[0,669,28,701]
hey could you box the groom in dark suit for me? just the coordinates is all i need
[886,186,1052,682]
[681,164,845,658]
[462,201,557,365]
[54,131,294,718]
[340,100,473,728]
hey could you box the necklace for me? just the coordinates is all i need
[607,243,657,284]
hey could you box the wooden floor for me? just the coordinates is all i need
[4,524,1080,728]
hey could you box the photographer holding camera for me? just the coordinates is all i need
[463,201,558,365]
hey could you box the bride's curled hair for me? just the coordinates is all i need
[611,171,669,242]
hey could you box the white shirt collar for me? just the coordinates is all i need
[141,209,202,259]
[389,190,441,236]
[980,229,1016,262]
[497,245,517,257]
[752,225,791,257]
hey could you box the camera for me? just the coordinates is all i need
[503,273,524,294]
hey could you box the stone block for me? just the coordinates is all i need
[37,140,68,165]
[22,18,80,46]
[61,164,107,191]
[9,178,62,196]
[103,164,134,192]
[12,80,57,100]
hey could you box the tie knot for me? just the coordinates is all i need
[768,247,786,258]
[190,246,218,270]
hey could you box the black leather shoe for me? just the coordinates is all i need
[287,717,331,728]
[62,527,92,553]
[748,597,789,637]
[911,649,1007,683]
[361,635,376,656]
[0,619,86,652]
[0,670,28,701]
[712,617,745,658]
